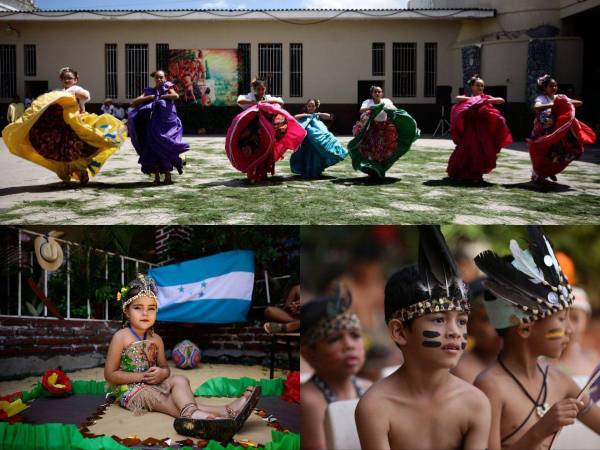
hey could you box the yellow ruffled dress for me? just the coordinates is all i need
[2,91,127,182]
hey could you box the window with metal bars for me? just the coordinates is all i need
[24,44,36,77]
[125,44,148,99]
[258,43,282,97]
[0,45,17,98]
[238,43,251,94]
[156,43,169,72]
[372,43,385,76]
[105,44,118,99]
[289,43,303,97]
[424,43,437,98]
[392,43,417,97]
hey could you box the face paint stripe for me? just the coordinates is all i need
[461,342,467,350]
[463,334,468,340]
[422,341,442,348]
[423,330,441,338]
[544,328,565,339]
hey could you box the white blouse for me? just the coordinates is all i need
[237,92,284,110]
[360,98,396,122]
[65,85,90,104]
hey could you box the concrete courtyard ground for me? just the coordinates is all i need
[1,136,599,224]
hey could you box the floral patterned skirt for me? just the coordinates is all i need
[356,120,398,162]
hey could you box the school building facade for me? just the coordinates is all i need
[0,1,597,136]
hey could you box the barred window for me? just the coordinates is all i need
[372,43,385,76]
[238,43,251,94]
[258,43,282,97]
[424,43,437,98]
[392,43,417,97]
[24,44,36,77]
[105,44,118,99]
[0,45,17,98]
[156,43,169,72]
[289,43,303,97]
[125,44,148,99]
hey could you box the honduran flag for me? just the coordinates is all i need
[149,250,254,323]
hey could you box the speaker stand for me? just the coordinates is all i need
[433,105,451,138]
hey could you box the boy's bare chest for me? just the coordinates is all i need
[388,397,467,450]
[500,378,566,445]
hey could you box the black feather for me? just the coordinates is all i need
[482,279,544,313]
[474,250,552,307]
[526,226,561,287]
[417,225,465,300]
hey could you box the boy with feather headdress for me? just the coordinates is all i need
[474,226,600,449]
[355,226,491,449]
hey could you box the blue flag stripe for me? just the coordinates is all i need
[149,250,254,286]
[157,299,251,324]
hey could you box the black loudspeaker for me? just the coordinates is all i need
[435,86,452,106]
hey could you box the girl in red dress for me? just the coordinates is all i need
[528,74,596,186]
[447,75,512,184]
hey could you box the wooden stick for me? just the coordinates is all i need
[548,365,600,449]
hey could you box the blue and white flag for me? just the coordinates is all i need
[149,250,254,323]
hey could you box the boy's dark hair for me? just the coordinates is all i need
[384,264,420,324]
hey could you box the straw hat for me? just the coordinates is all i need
[34,231,64,271]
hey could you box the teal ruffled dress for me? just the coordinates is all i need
[290,114,348,178]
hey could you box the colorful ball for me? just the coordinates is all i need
[172,340,201,369]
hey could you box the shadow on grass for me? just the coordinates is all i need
[0,182,74,196]
[291,174,337,181]
[423,177,496,188]
[331,176,401,186]
[502,181,573,193]
[200,175,298,188]
[91,181,157,190]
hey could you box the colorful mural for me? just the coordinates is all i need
[167,49,239,106]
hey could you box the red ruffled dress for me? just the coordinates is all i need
[447,95,513,182]
[528,95,596,181]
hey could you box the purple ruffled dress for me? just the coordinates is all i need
[128,81,189,174]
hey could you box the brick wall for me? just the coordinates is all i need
[0,316,298,379]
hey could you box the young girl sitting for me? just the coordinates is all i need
[104,273,261,441]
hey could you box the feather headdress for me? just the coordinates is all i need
[301,284,361,346]
[474,226,573,325]
[388,226,470,323]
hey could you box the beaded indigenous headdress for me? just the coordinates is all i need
[386,226,470,323]
[474,226,574,328]
[117,273,159,312]
[301,284,361,347]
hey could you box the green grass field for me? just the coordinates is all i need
[1,137,599,224]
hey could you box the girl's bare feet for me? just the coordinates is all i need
[222,387,255,417]
[180,402,222,420]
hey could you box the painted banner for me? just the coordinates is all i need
[167,49,239,106]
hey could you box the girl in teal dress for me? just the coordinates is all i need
[290,98,348,178]
[104,274,261,441]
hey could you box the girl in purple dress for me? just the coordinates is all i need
[128,70,189,185]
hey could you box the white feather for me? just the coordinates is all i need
[456,278,468,300]
[444,269,450,297]
[543,235,561,279]
[509,240,545,284]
